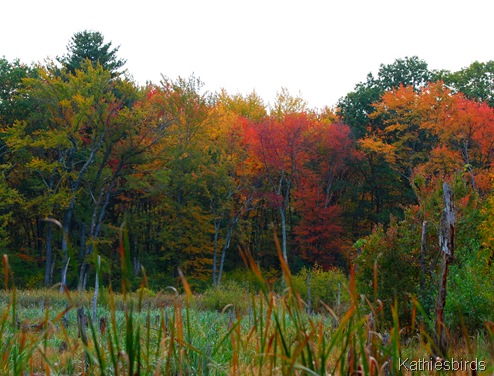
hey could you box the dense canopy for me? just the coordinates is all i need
[1,31,494,334]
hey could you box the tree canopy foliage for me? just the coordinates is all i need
[2,33,494,332]
[57,30,126,75]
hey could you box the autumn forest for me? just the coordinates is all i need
[1,31,494,335]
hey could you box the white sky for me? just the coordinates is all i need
[2,0,493,109]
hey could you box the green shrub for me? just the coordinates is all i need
[355,217,424,326]
[446,240,494,333]
[196,280,250,314]
[291,264,349,313]
[135,286,156,298]
[224,266,281,292]
[0,288,88,308]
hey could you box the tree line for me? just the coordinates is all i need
[1,32,494,322]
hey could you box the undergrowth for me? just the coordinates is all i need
[0,240,493,375]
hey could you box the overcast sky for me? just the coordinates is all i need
[2,0,493,109]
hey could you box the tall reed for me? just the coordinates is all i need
[0,229,493,374]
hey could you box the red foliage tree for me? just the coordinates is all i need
[244,112,313,264]
[292,122,354,268]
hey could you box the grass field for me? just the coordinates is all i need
[1,253,493,375]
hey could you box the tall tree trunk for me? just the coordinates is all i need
[279,207,288,264]
[78,177,117,291]
[324,163,335,209]
[217,219,235,287]
[36,218,44,265]
[420,220,427,304]
[462,139,476,191]
[61,257,70,292]
[44,221,53,286]
[63,131,108,290]
[434,183,455,357]
[61,203,74,289]
[92,255,100,321]
[212,219,221,286]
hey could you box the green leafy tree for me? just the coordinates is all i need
[337,57,439,234]
[0,174,21,251]
[217,89,267,122]
[338,56,436,139]
[0,58,37,265]
[442,60,494,107]
[133,76,217,285]
[0,58,37,126]
[57,30,126,76]
[271,87,308,120]
[3,62,139,288]
[208,95,263,286]
[355,215,426,326]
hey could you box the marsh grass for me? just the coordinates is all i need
[0,240,493,375]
